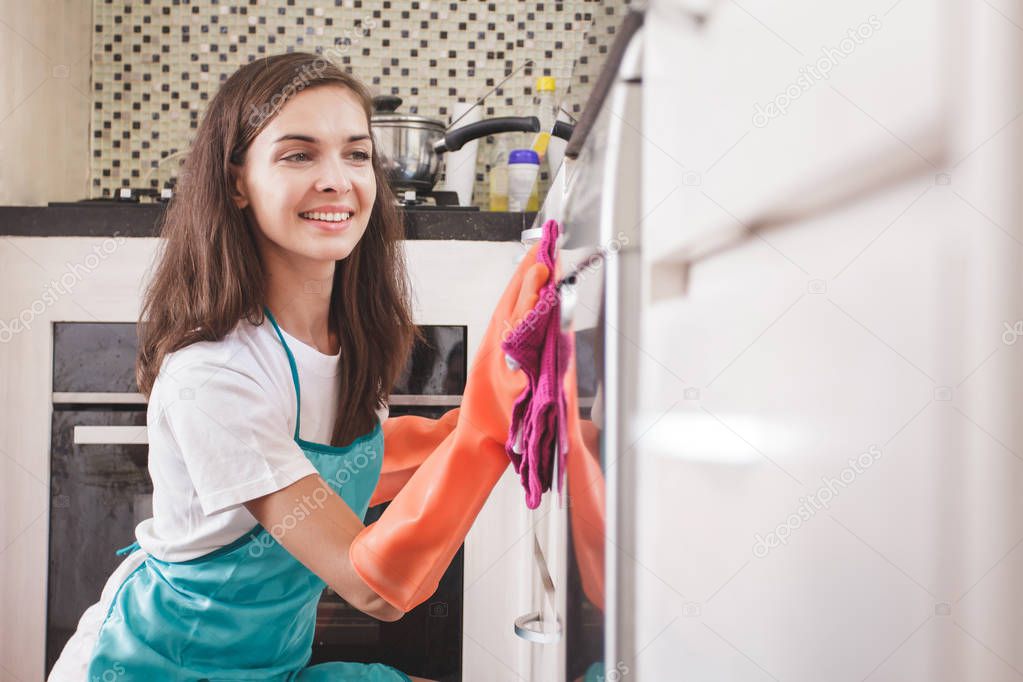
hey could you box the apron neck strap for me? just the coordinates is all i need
[262,305,301,441]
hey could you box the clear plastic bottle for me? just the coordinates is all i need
[488,137,510,211]
[530,76,557,161]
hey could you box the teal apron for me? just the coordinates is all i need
[88,306,409,681]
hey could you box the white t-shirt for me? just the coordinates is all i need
[134,316,388,562]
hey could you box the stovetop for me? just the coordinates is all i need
[50,187,480,211]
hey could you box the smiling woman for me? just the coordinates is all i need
[46,52,440,682]
[137,52,417,448]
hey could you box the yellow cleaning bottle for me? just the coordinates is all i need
[531,76,557,159]
[526,76,557,211]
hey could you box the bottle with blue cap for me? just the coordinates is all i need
[507,148,541,212]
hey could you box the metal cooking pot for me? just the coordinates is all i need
[370,95,447,193]
[371,95,569,194]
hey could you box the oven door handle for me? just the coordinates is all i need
[513,533,563,644]
[73,425,148,445]
[68,395,465,446]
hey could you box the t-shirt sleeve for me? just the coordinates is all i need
[156,359,318,516]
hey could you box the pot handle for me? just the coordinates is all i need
[552,120,575,142]
[373,94,403,113]
[433,116,541,155]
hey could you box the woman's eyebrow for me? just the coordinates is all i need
[272,133,372,145]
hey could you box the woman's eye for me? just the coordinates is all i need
[283,150,370,163]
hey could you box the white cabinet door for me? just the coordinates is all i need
[643,0,948,265]
[628,0,1023,679]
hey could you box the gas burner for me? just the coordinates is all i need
[394,189,480,211]
[53,186,482,212]
[56,186,176,205]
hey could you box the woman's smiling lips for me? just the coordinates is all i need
[299,213,353,232]
[298,205,356,232]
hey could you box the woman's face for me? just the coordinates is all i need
[231,84,376,269]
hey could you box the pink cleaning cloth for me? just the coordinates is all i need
[501,218,573,509]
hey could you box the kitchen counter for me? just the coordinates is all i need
[0,236,547,682]
[0,204,537,240]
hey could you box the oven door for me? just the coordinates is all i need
[46,406,151,672]
[513,12,645,680]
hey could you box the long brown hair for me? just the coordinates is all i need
[137,52,420,446]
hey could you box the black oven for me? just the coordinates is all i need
[47,321,467,681]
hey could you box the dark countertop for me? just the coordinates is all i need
[0,204,537,240]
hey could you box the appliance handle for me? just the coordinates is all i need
[565,9,645,160]
[53,392,146,405]
[513,610,563,644]
[73,425,148,445]
[55,393,462,407]
[433,116,540,155]
[552,120,575,142]
[513,532,563,644]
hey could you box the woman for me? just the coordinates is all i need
[48,52,549,681]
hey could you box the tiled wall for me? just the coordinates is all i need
[90,0,633,208]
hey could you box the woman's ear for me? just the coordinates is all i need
[229,162,249,210]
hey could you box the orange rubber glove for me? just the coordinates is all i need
[350,243,551,611]
[563,346,606,612]
[369,408,461,507]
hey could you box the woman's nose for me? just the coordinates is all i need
[315,158,354,194]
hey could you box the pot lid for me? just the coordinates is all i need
[371,94,445,128]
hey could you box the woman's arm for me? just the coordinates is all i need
[243,474,405,622]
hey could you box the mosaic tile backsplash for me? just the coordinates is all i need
[91,0,633,208]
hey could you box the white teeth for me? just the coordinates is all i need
[301,211,352,222]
